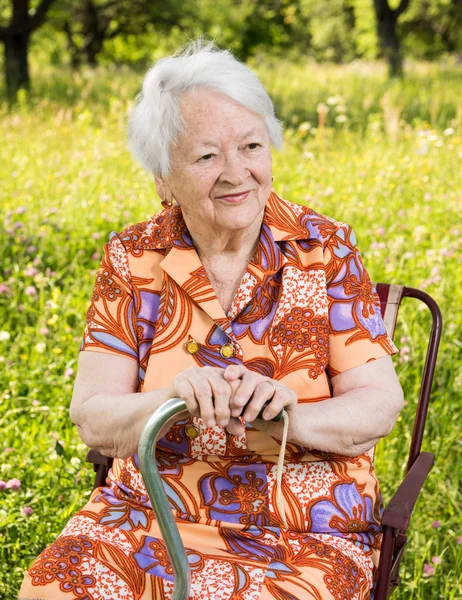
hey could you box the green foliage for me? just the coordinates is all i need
[0,58,461,598]
[5,0,458,73]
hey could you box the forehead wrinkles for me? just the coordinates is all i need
[176,90,265,151]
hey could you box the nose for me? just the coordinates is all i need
[219,152,250,187]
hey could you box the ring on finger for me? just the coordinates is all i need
[266,380,277,398]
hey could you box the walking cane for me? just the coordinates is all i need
[138,397,286,600]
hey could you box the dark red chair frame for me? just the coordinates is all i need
[86,283,442,599]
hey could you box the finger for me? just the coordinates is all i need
[223,364,247,382]
[173,376,199,417]
[230,371,260,416]
[242,380,276,423]
[207,372,232,427]
[225,416,245,436]
[186,372,215,428]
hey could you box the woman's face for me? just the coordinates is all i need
[156,88,273,235]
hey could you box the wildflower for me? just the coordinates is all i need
[15,206,26,214]
[22,506,33,516]
[0,481,7,490]
[92,252,99,260]
[6,478,21,490]
[423,563,435,577]
[27,245,37,254]
[335,115,347,123]
[25,285,37,297]
[32,400,39,407]
[92,232,101,240]
[376,227,385,236]
[24,267,38,277]
[457,536,462,545]
[431,556,442,565]
[0,331,11,341]
[0,283,11,295]
[432,520,441,529]
[40,327,49,335]
[58,495,64,502]
[424,193,431,202]
[64,367,75,378]
[443,128,454,136]
[13,221,22,230]
[35,342,46,353]
[3,448,14,453]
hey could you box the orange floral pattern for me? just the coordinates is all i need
[20,192,397,599]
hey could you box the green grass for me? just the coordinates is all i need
[0,59,461,598]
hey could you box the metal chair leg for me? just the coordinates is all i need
[138,397,191,600]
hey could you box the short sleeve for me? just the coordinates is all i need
[80,233,138,362]
[324,223,398,377]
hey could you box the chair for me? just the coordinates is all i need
[86,283,442,600]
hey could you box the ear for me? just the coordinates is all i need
[154,176,174,204]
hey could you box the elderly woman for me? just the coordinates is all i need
[20,42,403,600]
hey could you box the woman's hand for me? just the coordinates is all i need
[172,366,242,432]
[223,364,298,424]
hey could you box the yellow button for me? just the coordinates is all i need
[185,424,200,438]
[184,340,200,354]
[220,343,235,358]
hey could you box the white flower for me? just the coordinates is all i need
[0,331,10,341]
[444,128,454,136]
[335,115,347,123]
[35,342,46,353]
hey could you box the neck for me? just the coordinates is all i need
[184,214,264,262]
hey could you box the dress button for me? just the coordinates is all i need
[220,343,235,358]
[184,339,200,354]
[185,424,200,438]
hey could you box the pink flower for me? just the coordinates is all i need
[92,232,101,240]
[92,252,99,261]
[27,245,37,254]
[22,506,33,516]
[0,283,11,295]
[423,563,435,577]
[40,327,49,335]
[4,447,14,453]
[432,520,441,529]
[431,556,442,565]
[0,481,7,490]
[24,267,38,277]
[58,494,64,502]
[32,399,39,407]
[25,285,37,297]
[15,206,26,214]
[6,478,21,490]
[64,367,74,378]
[457,536,462,545]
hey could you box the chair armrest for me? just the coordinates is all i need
[382,452,435,531]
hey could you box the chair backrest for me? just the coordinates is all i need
[374,283,442,472]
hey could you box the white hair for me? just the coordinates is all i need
[127,40,283,177]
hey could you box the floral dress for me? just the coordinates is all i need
[20,192,397,600]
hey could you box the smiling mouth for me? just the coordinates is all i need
[216,190,252,203]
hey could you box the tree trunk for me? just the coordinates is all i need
[4,30,30,97]
[373,0,410,78]
[377,12,402,77]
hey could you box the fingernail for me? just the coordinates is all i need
[206,419,215,428]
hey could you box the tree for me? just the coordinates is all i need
[0,0,55,98]
[60,0,184,68]
[372,0,411,77]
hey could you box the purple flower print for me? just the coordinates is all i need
[133,535,202,581]
[200,464,269,525]
[308,482,380,547]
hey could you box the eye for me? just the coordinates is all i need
[199,153,214,161]
[247,143,260,150]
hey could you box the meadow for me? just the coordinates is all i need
[0,58,461,598]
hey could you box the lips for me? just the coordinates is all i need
[216,190,251,203]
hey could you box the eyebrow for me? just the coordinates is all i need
[194,129,262,149]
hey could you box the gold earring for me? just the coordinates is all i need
[161,199,174,209]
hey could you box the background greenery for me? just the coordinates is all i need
[1,2,462,597]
